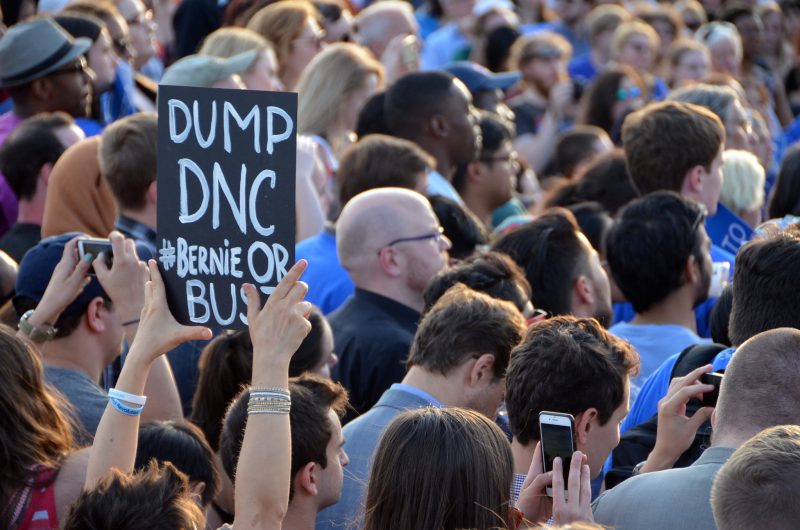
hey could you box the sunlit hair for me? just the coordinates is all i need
[363,407,514,530]
[297,42,384,137]
[246,0,318,76]
[0,325,75,528]
[199,27,273,67]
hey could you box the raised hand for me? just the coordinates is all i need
[93,231,149,324]
[517,442,554,525]
[551,452,594,526]
[28,236,92,328]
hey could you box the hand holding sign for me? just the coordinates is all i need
[157,86,297,329]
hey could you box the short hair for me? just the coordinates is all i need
[453,112,514,193]
[768,144,800,218]
[297,43,384,137]
[586,4,631,40]
[712,425,800,530]
[668,83,739,124]
[99,113,158,211]
[511,31,572,68]
[134,421,219,507]
[485,25,520,72]
[546,149,640,215]
[695,21,742,61]
[610,20,660,60]
[506,316,639,445]
[246,0,318,75]
[492,209,589,316]
[720,149,765,216]
[63,462,205,530]
[336,134,433,207]
[622,101,725,195]
[554,125,608,179]
[189,330,252,452]
[423,251,532,313]
[0,112,73,200]
[429,195,488,260]
[566,201,613,254]
[290,306,331,376]
[355,91,390,137]
[728,226,800,346]
[606,191,706,313]
[667,38,710,84]
[384,71,457,140]
[219,375,348,501]
[709,284,734,346]
[408,284,526,377]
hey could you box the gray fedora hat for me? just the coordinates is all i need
[0,17,92,88]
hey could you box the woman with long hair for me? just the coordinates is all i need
[576,65,645,143]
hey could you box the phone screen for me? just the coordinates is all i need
[541,422,574,488]
[78,240,114,274]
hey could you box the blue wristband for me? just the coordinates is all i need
[110,397,144,416]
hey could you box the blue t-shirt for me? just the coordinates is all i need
[568,54,598,84]
[612,297,717,339]
[421,22,469,70]
[623,346,735,433]
[296,230,354,315]
[427,170,464,204]
[610,322,710,401]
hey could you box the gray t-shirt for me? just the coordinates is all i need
[44,365,107,444]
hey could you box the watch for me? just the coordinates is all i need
[18,310,58,343]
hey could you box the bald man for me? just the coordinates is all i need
[330,187,451,419]
[355,0,419,80]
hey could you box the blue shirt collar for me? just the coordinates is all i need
[391,383,444,408]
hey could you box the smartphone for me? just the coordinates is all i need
[700,372,724,407]
[77,238,114,275]
[400,34,418,69]
[539,411,577,497]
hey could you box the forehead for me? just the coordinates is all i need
[450,78,473,106]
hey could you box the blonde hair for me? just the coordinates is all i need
[586,4,631,40]
[666,38,710,85]
[611,20,660,60]
[297,42,383,137]
[511,31,572,68]
[246,0,317,75]
[721,149,765,216]
[200,27,272,69]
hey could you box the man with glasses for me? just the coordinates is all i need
[0,17,95,236]
[329,187,451,420]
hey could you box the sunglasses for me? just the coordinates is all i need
[616,86,642,101]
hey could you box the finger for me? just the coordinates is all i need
[296,300,313,318]
[284,280,309,304]
[109,231,127,262]
[178,325,213,343]
[552,457,565,506]
[679,364,714,386]
[147,260,167,295]
[579,464,592,511]
[63,236,82,266]
[689,406,714,430]
[567,451,582,506]
[272,260,307,300]
[93,252,111,278]
[664,383,715,409]
[244,283,261,326]
[522,442,546,488]
[72,250,93,277]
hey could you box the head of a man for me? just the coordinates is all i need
[728,226,800,347]
[13,234,123,365]
[407,284,526,419]
[0,112,84,208]
[512,32,571,97]
[505,316,640,476]
[622,100,725,215]
[355,0,418,59]
[385,71,481,171]
[423,251,532,315]
[337,188,450,309]
[606,191,711,314]
[0,17,94,118]
[219,375,349,511]
[713,329,800,449]
[99,112,157,224]
[492,209,613,326]
[712,424,800,530]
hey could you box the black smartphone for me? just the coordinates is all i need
[700,372,724,407]
[77,238,114,275]
[539,411,577,497]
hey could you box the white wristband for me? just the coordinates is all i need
[108,388,147,406]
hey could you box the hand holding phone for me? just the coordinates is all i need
[700,372,724,407]
[77,238,114,275]
[539,412,577,497]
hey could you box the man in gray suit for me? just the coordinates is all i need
[593,327,800,529]
[315,284,527,530]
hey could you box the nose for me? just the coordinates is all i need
[83,65,97,83]
[328,352,339,369]
[440,234,452,251]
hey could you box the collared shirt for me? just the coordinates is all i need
[295,224,354,315]
[390,383,443,408]
[511,472,526,507]
[427,169,464,204]
[115,215,157,259]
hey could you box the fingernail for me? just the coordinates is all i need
[83,253,93,262]
[554,457,561,464]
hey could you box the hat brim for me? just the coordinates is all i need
[480,70,521,91]
[217,50,258,79]
[0,37,92,88]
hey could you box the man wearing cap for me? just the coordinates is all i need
[444,60,518,122]
[14,232,183,443]
[0,17,95,236]
[160,51,254,89]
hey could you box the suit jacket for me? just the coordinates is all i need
[592,446,736,530]
[315,386,438,530]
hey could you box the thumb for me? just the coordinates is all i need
[244,284,261,327]
[689,406,714,431]
[178,325,213,343]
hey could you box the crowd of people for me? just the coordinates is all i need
[2,0,800,527]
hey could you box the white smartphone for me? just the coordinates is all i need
[539,411,577,497]
[76,238,113,275]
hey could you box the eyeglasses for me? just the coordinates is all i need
[615,86,642,101]
[49,58,91,78]
[378,226,445,255]
[293,31,326,50]
[113,36,133,53]
[126,9,154,26]
[479,151,520,167]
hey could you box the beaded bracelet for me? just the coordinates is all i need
[251,386,290,395]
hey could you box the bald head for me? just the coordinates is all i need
[714,328,800,443]
[356,1,418,58]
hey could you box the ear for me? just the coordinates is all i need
[29,77,52,101]
[295,461,319,497]
[190,481,206,499]
[682,165,705,196]
[467,353,496,387]
[683,253,699,286]
[146,180,158,205]
[465,160,486,186]
[574,274,595,306]
[376,246,404,278]
[39,162,54,188]
[84,296,108,334]
[710,407,717,429]
[429,113,449,139]
[574,408,598,447]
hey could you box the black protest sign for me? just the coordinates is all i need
[157,85,296,329]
